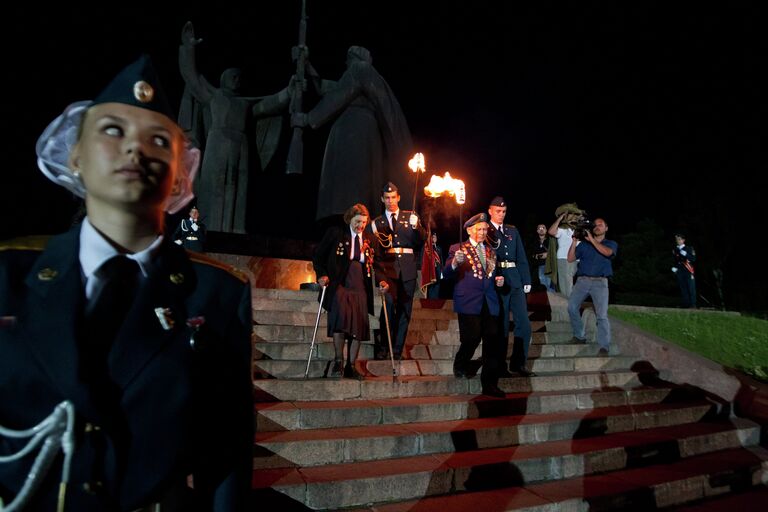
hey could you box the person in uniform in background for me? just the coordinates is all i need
[173,205,206,252]
[672,233,697,308]
[313,203,386,378]
[426,233,444,299]
[486,196,533,377]
[532,224,555,290]
[444,213,506,397]
[0,55,252,511]
[368,182,425,360]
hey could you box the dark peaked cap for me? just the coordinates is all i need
[92,54,175,120]
[382,182,399,194]
[464,213,488,230]
[489,196,506,207]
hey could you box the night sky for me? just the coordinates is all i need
[2,2,766,264]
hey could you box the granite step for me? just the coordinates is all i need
[252,419,762,509]
[255,385,694,432]
[254,342,374,361]
[341,447,768,512]
[253,370,652,402]
[255,355,639,379]
[254,401,717,468]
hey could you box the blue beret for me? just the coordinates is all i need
[463,213,488,230]
[382,181,399,194]
[489,196,506,207]
[92,54,174,120]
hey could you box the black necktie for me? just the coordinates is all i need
[391,213,397,232]
[86,256,140,347]
[353,235,361,261]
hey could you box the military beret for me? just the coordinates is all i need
[674,233,686,239]
[93,54,175,120]
[463,213,488,230]
[489,196,506,207]
[382,181,399,194]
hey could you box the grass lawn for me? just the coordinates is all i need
[608,308,768,382]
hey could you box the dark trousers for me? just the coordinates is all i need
[379,276,416,357]
[454,300,503,388]
[497,285,532,369]
[677,271,697,308]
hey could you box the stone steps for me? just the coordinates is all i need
[252,419,764,510]
[254,355,639,379]
[246,287,764,510]
[343,448,768,511]
[255,385,693,432]
[253,370,652,402]
[254,401,717,468]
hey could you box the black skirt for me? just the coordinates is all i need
[327,261,370,340]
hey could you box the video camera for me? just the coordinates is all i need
[572,215,594,240]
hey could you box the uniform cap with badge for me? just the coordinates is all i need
[35,54,200,214]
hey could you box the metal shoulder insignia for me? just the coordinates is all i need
[0,235,50,252]
[187,252,249,283]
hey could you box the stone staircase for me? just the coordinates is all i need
[251,288,768,510]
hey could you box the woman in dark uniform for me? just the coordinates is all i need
[0,55,252,511]
[313,204,386,378]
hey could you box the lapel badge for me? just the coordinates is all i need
[186,316,207,351]
[37,268,58,281]
[154,307,175,331]
[0,316,17,328]
[169,273,185,285]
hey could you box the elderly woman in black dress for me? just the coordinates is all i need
[313,204,386,378]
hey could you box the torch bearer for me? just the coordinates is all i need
[408,153,426,212]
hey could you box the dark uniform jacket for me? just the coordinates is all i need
[443,241,500,316]
[312,226,375,315]
[0,225,252,511]
[487,223,531,289]
[369,210,425,283]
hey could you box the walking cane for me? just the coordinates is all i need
[305,285,327,379]
[379,288,398,383]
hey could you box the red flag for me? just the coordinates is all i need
[420,238,439,296]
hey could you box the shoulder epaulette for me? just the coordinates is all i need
[0,235,51,252]
[187,251,249,284]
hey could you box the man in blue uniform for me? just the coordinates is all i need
[672,233,697,308]
[369,182,425,359]
[487,197,533,377]
[444,213,506,398]
[0,55,252,511]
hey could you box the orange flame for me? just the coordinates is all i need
[408,153,426,173]
[424,172,465,203]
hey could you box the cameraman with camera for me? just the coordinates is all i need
[566,218,618,356]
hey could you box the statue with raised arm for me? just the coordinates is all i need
[292,46,414,221]
[179,21,287,233]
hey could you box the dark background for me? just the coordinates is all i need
[2,2,766,310]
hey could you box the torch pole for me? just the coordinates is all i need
[458,204,463,243]
[411,172,420,213]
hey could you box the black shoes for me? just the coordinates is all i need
[329,360,343,378]
[570,336,587,344]
[597,348,609,357]
[497,368,517,378]
[510,366,536,377]
[453,367,467,378]
[344,362,364,380]
[482,385,506,398]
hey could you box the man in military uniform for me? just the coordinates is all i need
[369,182,425,359]
[672,233,697,308]
[444,213,506,398]
[1,55,252,511]
[173,205,207,252]
[487,196,534,377]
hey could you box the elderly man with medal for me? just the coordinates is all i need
[443,213,507,398]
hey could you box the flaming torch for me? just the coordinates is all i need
[408,152,426,212]
[423,172,467,241]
